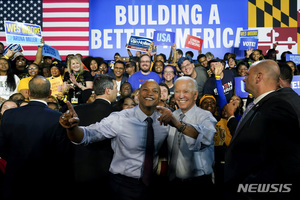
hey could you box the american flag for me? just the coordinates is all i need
[0,0,89,61]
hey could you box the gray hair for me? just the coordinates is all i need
[93,74,114,95]
[174,76,198,92]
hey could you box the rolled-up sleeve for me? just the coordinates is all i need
[184,115,217,150]
[74,113,119,146]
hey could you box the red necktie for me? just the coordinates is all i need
[142,117,154,186]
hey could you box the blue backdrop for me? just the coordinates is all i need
[89,0,248,60]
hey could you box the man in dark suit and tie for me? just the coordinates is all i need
[0,76,74,200]
[73,74,118,199]
[224,60,300,199]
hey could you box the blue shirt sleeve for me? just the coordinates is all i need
[216,79,227,110]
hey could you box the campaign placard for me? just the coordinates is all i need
[286,54,300,65]
[3,43,23,55]
[153,30,175,46]
[42,45,61,61]
[291,75,300,95]
[184,35,203,51]
[4,21,42,45]
[235,76,248,98]
[240,30,258,38]
[239,38,258,50]
[127,35,153,51]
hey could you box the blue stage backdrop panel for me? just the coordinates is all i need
[89,0,248,60]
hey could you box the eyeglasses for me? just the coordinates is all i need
[164,71,174,74]
[180,63,191,69]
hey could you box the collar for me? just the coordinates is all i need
[178,104,197,117]
[29,99,48,106]
[135,105,158,122]
[96,97,111,104]
[253,90,275,105]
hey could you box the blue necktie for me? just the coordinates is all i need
[142,117,154,186]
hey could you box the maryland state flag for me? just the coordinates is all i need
[248,0,300,55]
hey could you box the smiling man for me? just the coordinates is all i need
[178,56,208,101]
[161,76,217,199]
[59,80,169,200]
[128,54,161,91]
[107,60,128,97]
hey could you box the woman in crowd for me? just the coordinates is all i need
[63,56,93,106]
[235,61,249,77]
[0,58,20,103]
[152,60,164,78]
[161,65,177,95]
[82,56,104,77]
[17,63,40,101]
[47,62,64,102]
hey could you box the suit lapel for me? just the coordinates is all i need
[231,92,277,143]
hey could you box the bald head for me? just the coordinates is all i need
[29,75,51,99]
[251,60,280,83]
[244,60,280,97]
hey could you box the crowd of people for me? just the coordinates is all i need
[0,39,300,200]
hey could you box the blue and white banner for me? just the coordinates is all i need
[286,54,300,65]
[42,44,61,61]
[127,35,153,51]
[4,21,42,45]
[239,38,259,50]
[291,75,300,95]
[3,43,23,55]
[235,76,248,98]
[89,0,248,60]
[153,30,175,46]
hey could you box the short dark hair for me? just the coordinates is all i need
[178,56,193,69]
[93,74,114,95]
[176,49,183,56]
[159,82,170,95]
[197,54,206,62]
[279,62,293,84]
[114,60,125,68]
[185,51,194,58]
[29,76,51,98]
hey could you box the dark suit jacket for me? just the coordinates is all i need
[73,98,114,199]
[0,101,74,199]
[224,88,300,199]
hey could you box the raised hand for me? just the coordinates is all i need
[156,106,179,127]
[59,101,80,129]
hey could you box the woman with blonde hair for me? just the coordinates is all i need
[63,56,93,105]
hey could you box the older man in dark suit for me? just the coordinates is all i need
[0,76,74,200]
[73,74,118,199]
[224,60,300,200]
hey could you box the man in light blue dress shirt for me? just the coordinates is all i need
[157,76,217,199]
[60,80,169,200]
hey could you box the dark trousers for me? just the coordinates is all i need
[110,173,148,200]
[167,174,214,199]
